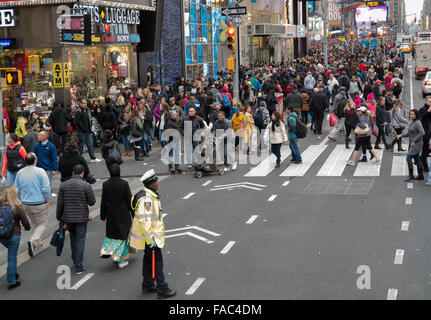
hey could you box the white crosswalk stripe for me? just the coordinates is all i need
[280,145,327,177]
[353,149,384,176]
[242,142,416,178]
[317,145,353,176]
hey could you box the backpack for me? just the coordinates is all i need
[336,96,347,118]
[0,205,14,238]
[108,146,123,165]
[130,119,142,138]
[222,93,231,108]
[6,144,26,172]
[254,108,265,130]
[289,115,307,139]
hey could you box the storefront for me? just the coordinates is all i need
[0,1,156,120]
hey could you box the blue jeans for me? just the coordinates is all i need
[406,154,421,164]
[288,133,302,163]
[168,140,180,169]
[0,234,20,285]
[141,131,151,153]
[77,132,95,159]
[45,170,53,190]
[385,111,391,136]
[68,222,87,270]
[120,132,131,150]
[159,130,166,148]
[6,170,18,186]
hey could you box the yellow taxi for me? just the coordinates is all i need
[400,43,412,53]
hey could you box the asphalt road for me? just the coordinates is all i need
[2,59,431,300]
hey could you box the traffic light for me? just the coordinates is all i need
[5,70,22,85]
[227,55,235,72]
[227,26,236,52]
[414,16,417,23]
[350,30,354,39]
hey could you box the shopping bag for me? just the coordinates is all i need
[50,224,65,257]
[329,113,337,127]
[250,132,258,153]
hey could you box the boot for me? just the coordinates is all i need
[423,161,430,172]
[398,140,405,152]
[275,160,280,168]
[374,144,381,149]
[134,149,144,161]
[416,162,425,180]
[358,156,367,162]
[404,163,414,181]
[345,138,350,149]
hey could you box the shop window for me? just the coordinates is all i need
[197,45,203,63]
[201,5,207,24]
[186,45,192,65]
[185,23,191,43]
[191,24,197,43]
[202,25,208,43]
[196,5,202,24]
[192,45,198,63]
[190,4,196,24]
[196,25,202,43]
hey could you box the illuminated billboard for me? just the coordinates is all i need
[355,6,387,24]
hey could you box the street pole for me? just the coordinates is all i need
[322,0,328,67]
[233,24,240,101]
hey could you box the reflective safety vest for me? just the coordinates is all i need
[130,186,165,250]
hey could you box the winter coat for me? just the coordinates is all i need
[401,120,425,156]
[34,140,58,171]
[267,121,288,144]
[392,107,408,129]
[100,176,133,240]
[98,109,117,131]
[22,130,38,153]
[58,151,90,182]
[15,117,27,139]
[101,139,123,167]
[49,106,69,134]
[74,107,92,133]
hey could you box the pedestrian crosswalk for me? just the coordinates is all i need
[244,143,419,178]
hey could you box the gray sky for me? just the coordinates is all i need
[405,0,423,23]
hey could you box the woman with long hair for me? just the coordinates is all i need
[398,109,425,181]
[388,99,409,152]
[158,102,170,148]
[267,112,288,168]
[0,186,31,289]
[344,99,357,149]
[243,105,256,154]
[1,133,27,186]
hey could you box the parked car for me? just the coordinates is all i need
[422,71,431,98]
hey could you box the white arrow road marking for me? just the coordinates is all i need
[387,288,398,300]
[71,273,95,290]
[165,226,221,237]
[394,249,405,265]
[185,277,206,295]
[220,241,236,254]
[246,215,259,224]
[282,181,290,187]
[267,195,277,202]
[165,232,214,244]
[407,183,413,189]
[210,185,263,191]
[212,182,267,188]
[210,182,267,191]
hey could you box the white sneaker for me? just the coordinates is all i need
[90,158,102,163]
[224,167,230,172]
[231,162,238,171]
[118,261,129,268]
[51,193,57,197]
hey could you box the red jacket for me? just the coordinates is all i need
[221,86,233,106]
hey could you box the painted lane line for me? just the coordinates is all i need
[165,226,221,237]
[391,156,417,176]
[202,180,212,187]
[244,145,291,177]
[387,288,398,300]
[185,277,206,295]
[183,192,195,200]
[280,145,328,177]
[401,221,410,231]
[267,195,277,202]
[354,149,384,176]
[407,183,413,189]
[394,249,405,265]
[317,144,353,176]
[71,273,95,290]
[220,241,236,254]
[246,215,259,224]
[282,181,290,187]
[405,197,412,205]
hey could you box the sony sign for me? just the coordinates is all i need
[0,9,15,27]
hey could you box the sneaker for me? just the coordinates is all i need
[75,267,86,275]
[27,241,34,258]
[346,160,356,166]
[90,158,102,163]
[8,281,21,290]
[51,193,57,197]
[187,165,192,169]
[231,162,238,171]
[372,159,382,165]
[118,261,129,269]
[224,166,230,172]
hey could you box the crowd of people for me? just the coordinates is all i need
[2,39,431,297]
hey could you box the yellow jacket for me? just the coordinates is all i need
[15,117,27,139]
[231,112,244,137]
[130,186,165,249]
[243,113,255,144]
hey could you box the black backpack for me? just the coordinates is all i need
[289,115,307,139]
[0,205,14,239]
[254,108,265,130]
[336,97,347,118]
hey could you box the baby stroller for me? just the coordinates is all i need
[192,136,226,178]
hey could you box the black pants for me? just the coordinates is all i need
[391,127,404,149]
[314,110,324,133]
[301,111,309,124]
[142,244,169,292]
[420,136,430,170]
[271,143,282,163]
[375,124,388,147]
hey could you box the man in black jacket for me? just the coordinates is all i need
[49,102,70,152]
[56,164,96,275]
[419,96,431,172]
[310,87,329,134]
[184,107,205,168]
[74,99,101,163]
[284,84,303,118]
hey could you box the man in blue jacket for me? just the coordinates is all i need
[286,107,302,164]
[34,130,58,195]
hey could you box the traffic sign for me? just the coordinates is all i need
[5,70,21,85]
[221,6,247,16]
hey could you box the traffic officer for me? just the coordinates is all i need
[130,169,176,299]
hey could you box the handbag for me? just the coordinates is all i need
[85,172,96,184]
[108,147,123,164]
[50,223,65,257]
[329,113,337,127]
[354,124,370,135]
